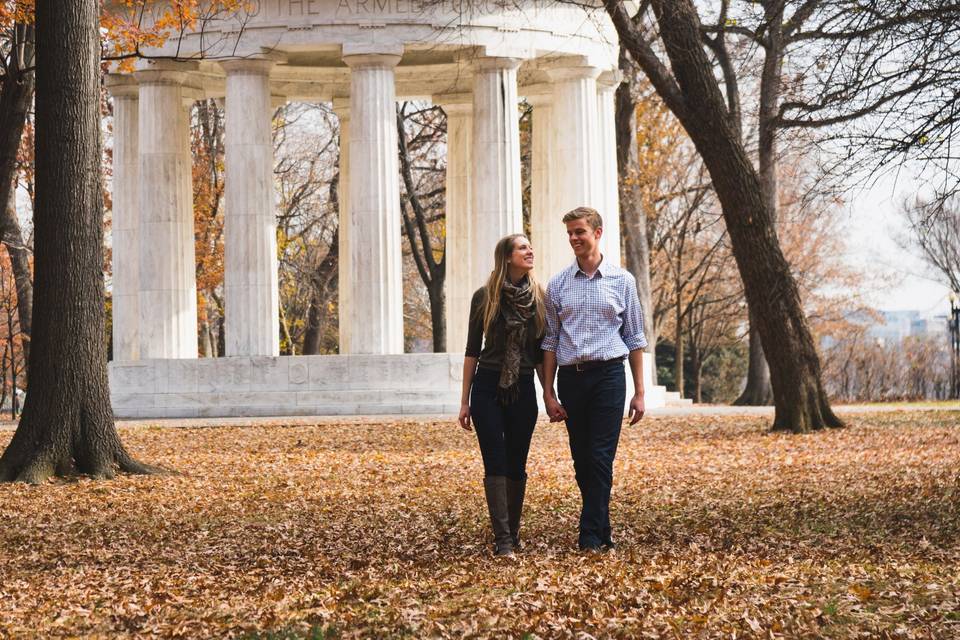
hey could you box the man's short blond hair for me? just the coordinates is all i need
[562,206,603,231]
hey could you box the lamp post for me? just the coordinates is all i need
[950,292,960,400]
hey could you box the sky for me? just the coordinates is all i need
[843,168,953,316]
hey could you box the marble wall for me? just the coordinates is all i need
[109,354,665,417]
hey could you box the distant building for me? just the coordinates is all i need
[868,310,948,344]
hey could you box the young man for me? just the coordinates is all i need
[541,206,647,552]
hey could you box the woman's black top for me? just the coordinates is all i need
[464,287,544,374]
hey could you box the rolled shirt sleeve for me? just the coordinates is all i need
[541,282,560,353]
[620,273,649,351]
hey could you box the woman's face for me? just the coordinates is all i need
[507,236,535,273]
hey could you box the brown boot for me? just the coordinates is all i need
[483,476,515,556]
[506,477,526,550]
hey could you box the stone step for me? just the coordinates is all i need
[113,388,460,419]
[663,390,694,407]
[110,354,674,419]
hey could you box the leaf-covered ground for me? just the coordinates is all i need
[1,411,959,638]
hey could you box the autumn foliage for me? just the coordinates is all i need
[0,251,25,409]
[1,411,958,637]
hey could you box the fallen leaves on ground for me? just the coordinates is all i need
[1,410,959,638]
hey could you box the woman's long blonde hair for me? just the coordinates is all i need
[481,234,546,337]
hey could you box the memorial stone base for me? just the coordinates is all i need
[109,354,667,418]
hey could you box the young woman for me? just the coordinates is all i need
[458,234,546,557]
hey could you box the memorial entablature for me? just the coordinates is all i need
[105,0,669,418]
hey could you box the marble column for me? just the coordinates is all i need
[342,52,404,354]
[597,71,622,266]
[528,92,569,280]
[135,68,198,359]
[106,75,140,361]
[546,63,602,247]
[438,95,473,354]
[222,59,279,357]
[471,57,523,289]
[332,98,353,355]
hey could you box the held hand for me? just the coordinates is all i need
[628,393,645,425]
[544,394,568,423]
[458,403,472,431]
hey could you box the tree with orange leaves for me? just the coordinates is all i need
[0,248,25,416]
[0,2,35,374]
[0,0,166,483]
[192,98,226,357]
[0,0,252,482]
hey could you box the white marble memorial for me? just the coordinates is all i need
[440,96,474,355]
[106,75,140,362]
[223,59,281,357]
[106,0,671,417]
[134,66,198,360]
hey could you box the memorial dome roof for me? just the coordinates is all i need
[117,0,619,101]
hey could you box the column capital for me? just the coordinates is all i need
[473,56,522,72]
[132,59,199,85]
[105,73,139,99]
[525,91,553,108]
[134,68,189,86]
[220,58,274,76]
[597,70,623,91]
[342,43,403,68]
[434,92,473,115]
[544,63,602,83]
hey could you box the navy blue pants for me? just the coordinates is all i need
[470,367,538,480]
[557,361,626,548]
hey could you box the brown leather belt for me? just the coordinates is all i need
[559,358,624,372]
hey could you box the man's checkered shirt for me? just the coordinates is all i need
[542,259,648,367]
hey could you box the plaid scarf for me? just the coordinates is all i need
[498,277,535,405]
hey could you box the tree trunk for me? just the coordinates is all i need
[200,320,213,357]
[303,302,322,355]
[0,28,35,372]
[396,106,445,352]
[689,341,702,404]
[1,342,8,415]
[734,318,773,405]
[734,3,783,407]
[0,0,158,483]
[428,280,446,353]
[302,228,339,355]
[279,301,294,355]
[207,320,219,358]
[606,0,843,432]
[673,303,684,397]
[616,49,657,382]
[1,192,32,368]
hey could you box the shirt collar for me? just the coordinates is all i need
[571,254,610,279]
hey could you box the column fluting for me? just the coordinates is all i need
[222,59,280,357]
[342,52,404,354]
[471,57,523,290]
[528,92,571,279]
[332,98,352,354]
[546,63,602,246]
[438,96,473,354]
[107,75,140,361]
[135,68,198,359]
[597,71,622,266]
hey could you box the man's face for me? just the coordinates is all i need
[565,218,602,258]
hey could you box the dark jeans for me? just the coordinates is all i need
[557,361,626,548]
[470,367,538,480]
